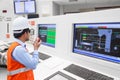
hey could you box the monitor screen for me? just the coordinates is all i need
[38,24,56,47]
[24,1,36,13]
[14,1,36,14]
[73,22,120,63]
[14,1,24,14]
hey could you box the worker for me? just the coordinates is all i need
[7,17,41,80]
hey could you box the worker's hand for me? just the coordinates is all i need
[33,37,41,50]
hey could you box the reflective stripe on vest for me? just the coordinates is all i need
[7,67,31,76]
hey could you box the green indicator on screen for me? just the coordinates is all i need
[77,26,88,28]
[46,28,56,45]
[82,34,87,36]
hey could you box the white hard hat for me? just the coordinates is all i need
[13,17,30,31]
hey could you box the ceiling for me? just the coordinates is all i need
[54,0,120,8]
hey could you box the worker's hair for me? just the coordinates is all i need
[13,28,30,38]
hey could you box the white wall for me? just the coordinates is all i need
[36,1,61,16]
[0,0,14,41]
[34,8,120,80]
[36,1,53,17]
[53,2,60,16]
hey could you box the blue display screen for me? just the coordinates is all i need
[73,22,120,63]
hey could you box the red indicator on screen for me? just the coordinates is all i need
[98,26,107,28]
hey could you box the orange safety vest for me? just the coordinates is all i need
[7,42,34,80]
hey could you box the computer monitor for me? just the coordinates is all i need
[73,22,120,63]
[38,24,56,47]
[14,1,36,14]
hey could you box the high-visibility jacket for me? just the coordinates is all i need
[7,42,34,80]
